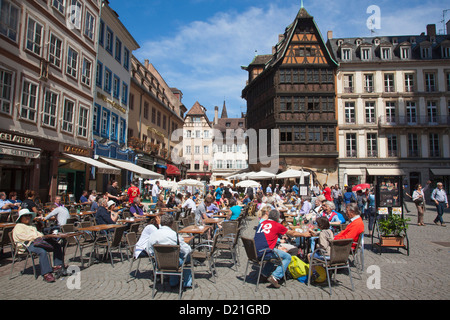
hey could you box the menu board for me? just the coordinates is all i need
[378,176,401,208]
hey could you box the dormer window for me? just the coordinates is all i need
[381,47,391,60]
[410,37,416,44]
[400,46,411,60]
[361,48,371,61]
[421,46,432,59]
[442,46,450,59]
[374,38,380,46]
[337,39,344,46]
[392,38,398,45]
[355,39,362,46]
[342,48,352,61]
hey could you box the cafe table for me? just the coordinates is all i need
[77,224,124,266]
[44,231,84,266]
[0,222,15,228]
[179,225,212,246]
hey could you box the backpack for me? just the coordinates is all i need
[288,255,309,279]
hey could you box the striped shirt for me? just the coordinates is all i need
[431,188,448,204]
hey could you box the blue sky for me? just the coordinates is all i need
[109,0,447,121]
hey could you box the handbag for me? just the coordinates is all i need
[33,237,54,251]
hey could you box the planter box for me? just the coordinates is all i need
[380,236,404,247]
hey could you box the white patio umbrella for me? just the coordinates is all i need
[145,179,175,189]
[276,169,311,179]
[177,179,204,187]
[237,180,261,188]
[211,180,228,187]
[247,170,276,180]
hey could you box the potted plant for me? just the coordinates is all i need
[378,214,410,246]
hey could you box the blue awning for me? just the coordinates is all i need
[155,164,167,169]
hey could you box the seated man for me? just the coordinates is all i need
[254,210,312,288]
[43,204,71,231]
[147,214,192,289]
[79,191,90,205]
[334,203,364,249]
[206,199,220,218]
[95,199,119,225]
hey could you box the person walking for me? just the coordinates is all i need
[412,184,426,226]
[431,182,448,227]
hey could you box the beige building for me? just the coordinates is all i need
[328,24,450,193]
[182,102,213,181]
[0,0,100,201]
[129,57,187,179]
[212,102,248,180]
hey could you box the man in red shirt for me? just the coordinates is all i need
[323,184,332,202]
[127,180,140,205]
[334,203,364,249]
[254,210,312,288]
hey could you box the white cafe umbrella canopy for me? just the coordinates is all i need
[177,179,204,187]
[246,170,277,180]
[237,180,261,188]
[276,169,311,179]
[145,179,176,189]
[211,180,229,187]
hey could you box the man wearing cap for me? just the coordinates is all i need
[12,209,65,283]
[95,199,119,225]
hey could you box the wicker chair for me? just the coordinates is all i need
[241,236,286,291]
[88,225,128,267]
[350,232,364,273]
[307,238,354,295]
[0,226,13,254]
[151,244,194,299]
[8,232,40,280]
[191,233,219,282]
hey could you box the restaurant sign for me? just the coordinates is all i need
[63,145,90,156]
[0,132,35,146]
[0,142,40,159]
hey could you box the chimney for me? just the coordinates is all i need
[327,30,333,40]
[144,59,149,69]
[214,106,219,125]
[427,24,436,38]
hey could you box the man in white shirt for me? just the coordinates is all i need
[147,214,192,288]
[181,193,196,214]
[151,181,160,204]
[44,205,71,228]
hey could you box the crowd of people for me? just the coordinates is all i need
[1,177,448,287]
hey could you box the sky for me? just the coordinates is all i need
[109,0,448,121]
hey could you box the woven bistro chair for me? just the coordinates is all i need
[151,244,194,299]
[240,236,286,292]
[307,238,354,295]
[8,232,40,280]
[88,225,128,267]
[191,232,219,282]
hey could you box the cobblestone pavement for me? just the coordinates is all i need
[0,201,449,301]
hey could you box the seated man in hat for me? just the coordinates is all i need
[12,209,65,283]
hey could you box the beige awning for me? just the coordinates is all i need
[63,153,121,175]
[0,142,41,159]
[367,168,406,176]
[344,168,363,176]
[431,169,450,176]
[101,157,163,179]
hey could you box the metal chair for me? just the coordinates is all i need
[216,221,242,270]
[307,238,354,295]
[191,233,219,282]
[0,226,14,254]
[61,224,84,267]
[8,233,39,280]
[124,232,152,282]
[88,225,128,267]
[240,236,286,291]
[151,244,194,299]
[350,232,364,273]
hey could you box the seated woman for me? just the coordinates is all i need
[130,197,145,217]
[308,216,334,281]
[228,198,242,221]
[321,201,344,224]
[206,200,220,218]
[12,209,65,283]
